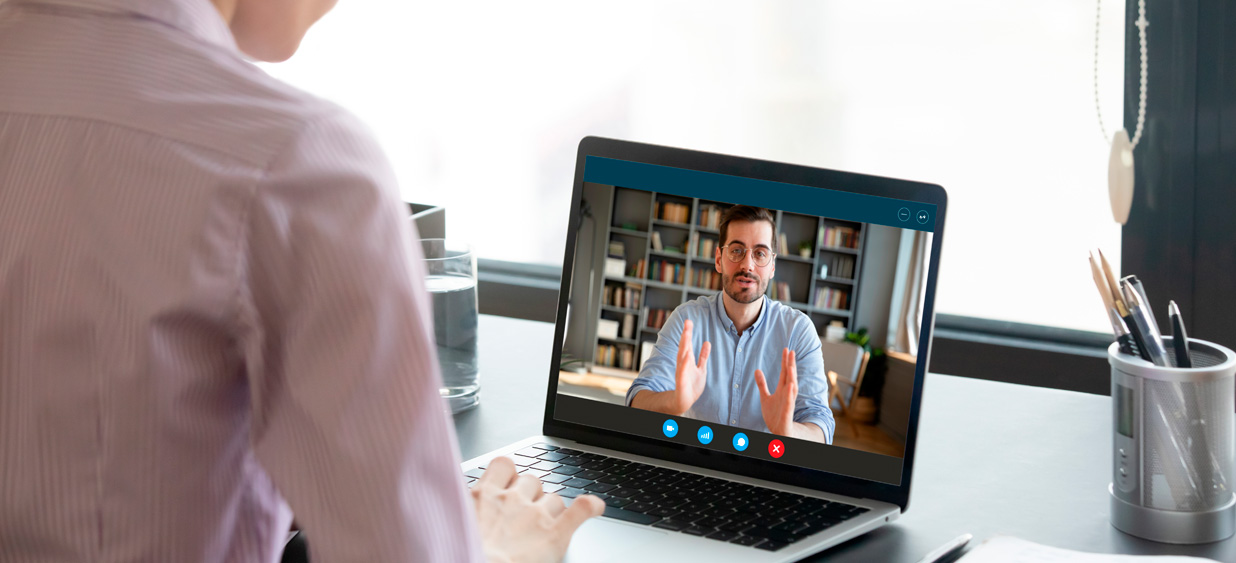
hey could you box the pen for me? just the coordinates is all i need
[1169,300,1192,368]
[915,533,972,563]
[1121,283,1169,366]
[1096,250,1151,361]
[1108,308,1138,357]
[1122,275,1160,332]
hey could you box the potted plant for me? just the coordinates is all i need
[797,240,812,258]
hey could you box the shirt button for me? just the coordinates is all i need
[733,384,738,389]
[737,347,742,353]
[731,419,737,424]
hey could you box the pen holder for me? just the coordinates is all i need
[1109,337,1236,544]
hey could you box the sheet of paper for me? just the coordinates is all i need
[957,536,1219,563]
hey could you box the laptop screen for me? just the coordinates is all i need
[551,144,942,489]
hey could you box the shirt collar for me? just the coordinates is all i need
[11,0,237,51]
[714,293,769,335]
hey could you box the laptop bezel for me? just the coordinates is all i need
[541,136,947,512]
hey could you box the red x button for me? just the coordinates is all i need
[768,439,785,459]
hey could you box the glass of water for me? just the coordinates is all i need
[421,238,479,413]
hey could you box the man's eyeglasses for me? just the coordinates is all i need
[720,244,775,267]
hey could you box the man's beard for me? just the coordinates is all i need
[723,272,765,304]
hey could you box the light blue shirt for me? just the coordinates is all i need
[626,294,834,443]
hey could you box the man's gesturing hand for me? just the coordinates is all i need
[672,319,711,415]
[754,348,798,436]
[473,456,605,563]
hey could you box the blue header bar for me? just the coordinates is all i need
[584,156,936,232]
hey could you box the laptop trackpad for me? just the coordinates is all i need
[562,517,673,563]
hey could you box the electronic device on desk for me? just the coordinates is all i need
[461,137,947,562]
[1091,252,1236,544]
[1108,336,1236,544]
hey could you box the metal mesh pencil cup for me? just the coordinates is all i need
[1109,337,1236,544]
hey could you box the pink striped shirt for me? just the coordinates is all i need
[0,0,482,560]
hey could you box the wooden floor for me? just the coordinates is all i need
[831,412,905,458]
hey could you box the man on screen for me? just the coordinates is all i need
[626,206,835,444]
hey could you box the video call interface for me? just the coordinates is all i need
[554,157,936,485]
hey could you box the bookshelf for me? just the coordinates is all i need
[592,187,867,372]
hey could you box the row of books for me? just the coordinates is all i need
[603,283,642,310]
[627,259,648,279]
[688,231,717,259]
[813,287,850,310]
[818,225,860,249]
[643,307,673,331]
[647,260,686,285]
[595,343,636,369]
[768,281,794,303]
[697,204,725,229]
[656,201,692,224]
[687,267,722,291]
[819,255,856,280]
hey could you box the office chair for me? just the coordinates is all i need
[819,339,869,415]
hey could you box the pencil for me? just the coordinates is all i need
[1098,249,1128,317]
[1089,252,1114,312]
[1090,252,1137,357]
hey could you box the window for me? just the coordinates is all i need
[261,1,1125,334]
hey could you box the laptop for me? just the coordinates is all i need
[461,137,947,562]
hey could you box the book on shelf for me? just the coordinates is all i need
[651,230,663,251]
[812,286,850,310]
[819,255,855,279]
[656,201,690,224]
[817,225,859,249]
[628,259,648,279]
[607,240,625,258]
[594,343,636,370]
[687,267,721,291]
[768,281,792,303]
[649,260,685,285]
[603,282,642,309]
[694,235,715,259]
[621,313,636,339]
[697,204,722,229]
[643,307,671,331]
[778,232,789,255]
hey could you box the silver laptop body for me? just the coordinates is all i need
[462,137,947,562]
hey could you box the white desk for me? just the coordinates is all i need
[454,315,1235,561]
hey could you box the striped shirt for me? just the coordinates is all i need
[0,0,482,561]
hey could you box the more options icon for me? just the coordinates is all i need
[662,419,679,438]
[697,426,713,445]
[732,432,749,452]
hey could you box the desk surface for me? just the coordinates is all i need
[455,315,1235,562]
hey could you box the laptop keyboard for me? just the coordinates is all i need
[462,443,870,552]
